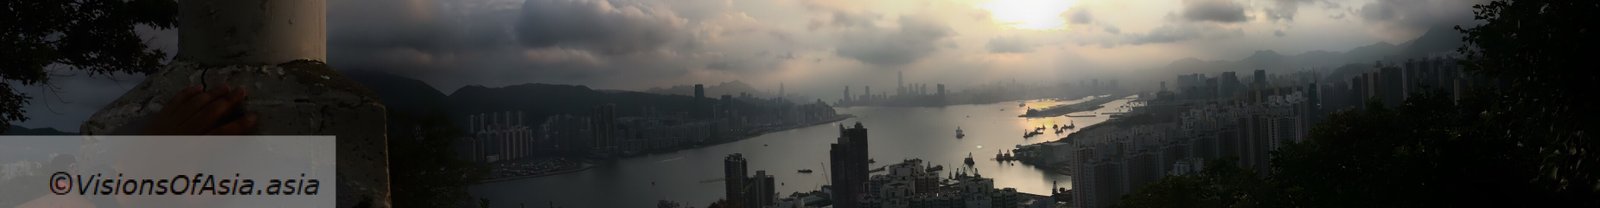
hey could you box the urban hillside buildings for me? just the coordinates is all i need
[1038,57,1477,208]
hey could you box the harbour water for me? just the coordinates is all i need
[470,96,1137,207]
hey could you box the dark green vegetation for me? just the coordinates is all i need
[1,0,177,131]
[387,110,488,207]
[1117,0,1599,207]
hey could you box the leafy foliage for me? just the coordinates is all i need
[1456,0,1600,198]
[1115,159,1280,208]
[388,109,487,207]
[0,0,177,131]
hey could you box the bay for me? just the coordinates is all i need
[469,96,1136,207]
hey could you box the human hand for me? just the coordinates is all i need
[143,85,258,135]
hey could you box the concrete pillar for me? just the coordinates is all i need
[82,0,390,207]
[178,0,325,64]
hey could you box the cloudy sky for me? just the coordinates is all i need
[16,0,1484,130]
[324,0,1482,91]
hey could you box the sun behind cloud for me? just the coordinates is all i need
[982,0,1076,30]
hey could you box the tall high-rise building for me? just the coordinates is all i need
[1253,69,1267,89]
[725,154,749,206]
[1220,72,1240,98]
[1380,66,1403,107]
[864,86,872,101]
[844,86,852,102]
[694,84,712,119]
[720,94,735,117]
[590,104,617,156]
[747,170,776,208]
[695,84,706,99]
[830,122,870,208]
[897,71,905,96]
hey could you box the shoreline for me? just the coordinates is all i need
[618,114,855,158]
[476,162,595,184]
[1010,94,1145,173]
[477,114,855,182]
[1018,93,1129,118]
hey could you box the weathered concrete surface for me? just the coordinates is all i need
[179,0,326,65]
[81,61,391,208]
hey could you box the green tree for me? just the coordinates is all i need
[388,110,487,207]
[1,0,178,131]
[1456,0,1600,200]
[1116,158,1284,208]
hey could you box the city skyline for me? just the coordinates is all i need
[4,0,1594,207]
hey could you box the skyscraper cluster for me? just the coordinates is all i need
[1065,57,1475,208]
[463,111,535,163]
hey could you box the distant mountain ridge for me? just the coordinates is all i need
[347,71,760,128]
[1163,26,1463,76]
[344,70,450,114]
[645,80,765,98]
[5,125,73,135]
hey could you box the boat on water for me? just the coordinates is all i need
[964,153,976,166]
[1018,101,1026,107]
[1066,114,1097,117]
[1023,130,1043,138]
[1065,121,1076,129]
[798,169,813,173]
[956,126,966,139]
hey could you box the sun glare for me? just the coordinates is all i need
[982,0,1075,30]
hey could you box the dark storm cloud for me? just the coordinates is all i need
[797,0,882,30]
[1265,0,1314,22]
[835,16,953,67]
[322,0,733,90]
[1358,0,1486,33]
[830,11,882,28]
[1069,8,1093,24]
[515,0,693,54]
[1360,2,1397,22]
[1182,0,1249,23]
[986,37,1032,53]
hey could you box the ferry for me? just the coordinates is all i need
[956,126,966,139]
[1023,126,1045,138]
